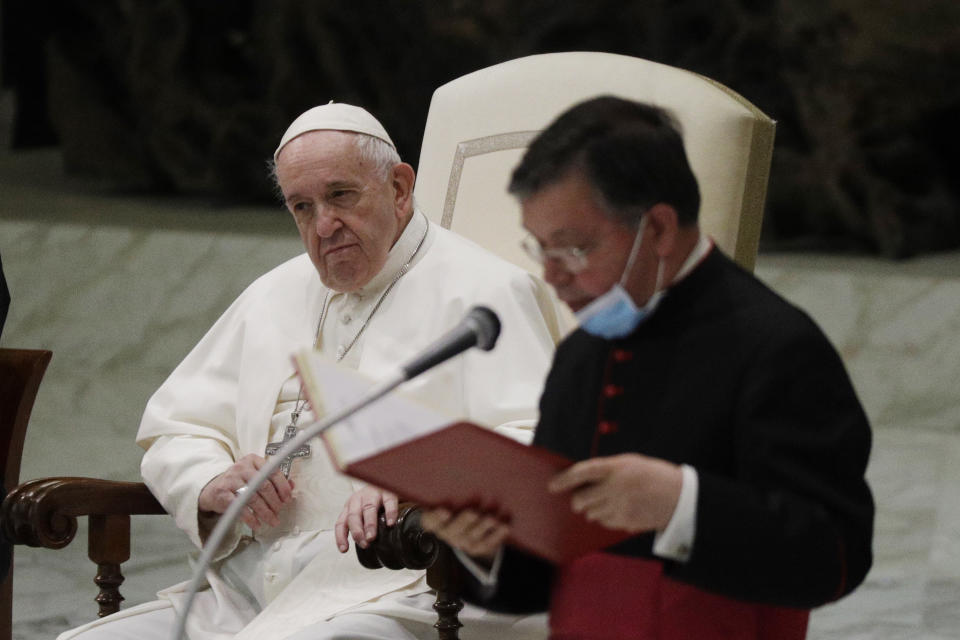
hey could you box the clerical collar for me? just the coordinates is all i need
[354,208,429,297]
[672,233,712,285]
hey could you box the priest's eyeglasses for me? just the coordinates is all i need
[521,234,591,273]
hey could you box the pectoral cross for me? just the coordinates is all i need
[265,409,312,478]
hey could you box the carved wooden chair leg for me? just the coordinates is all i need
[427,544,463,640]
[88,514,130,617]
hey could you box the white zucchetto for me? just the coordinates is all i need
[274,102,396,161]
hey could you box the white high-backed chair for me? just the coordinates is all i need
[414,51,776,336]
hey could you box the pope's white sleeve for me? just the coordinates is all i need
[141,435,242,560]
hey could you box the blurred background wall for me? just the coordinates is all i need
[3,0,959,258]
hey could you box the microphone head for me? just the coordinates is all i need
[466,306,501,351]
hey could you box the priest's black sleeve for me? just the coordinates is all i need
[665,316,875,608]
[460,546,555,614]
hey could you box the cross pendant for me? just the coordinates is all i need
[265,410,312,478]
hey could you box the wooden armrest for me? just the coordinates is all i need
[2,477,164,549]
[2,477,165,617]
[355,502,464,639]
[355,502,439,571]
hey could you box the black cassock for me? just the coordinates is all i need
[467,247,874,639]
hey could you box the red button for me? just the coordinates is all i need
[612,349,633,362]
[597,420,618,435]
[603,384,624,398]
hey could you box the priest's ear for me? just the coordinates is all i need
[391,162,416,216]
[644,203,682,258]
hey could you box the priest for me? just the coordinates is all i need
[423,96,875,639]
[58,104,556,640]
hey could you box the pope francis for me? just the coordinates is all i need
[57,103,555,640]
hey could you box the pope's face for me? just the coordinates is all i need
[275,131,411,292]
[521,170,652,313]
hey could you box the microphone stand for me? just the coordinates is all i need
[171,369,406,640]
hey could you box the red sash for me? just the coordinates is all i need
[549,553,809,640]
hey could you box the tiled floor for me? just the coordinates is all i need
[3,134,958,638]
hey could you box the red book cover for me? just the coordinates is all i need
[341,421,631,564]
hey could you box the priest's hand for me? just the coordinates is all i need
[421,507,509,562]
[335,485,398,552]
[549,453,682,534]
[198,454,294,531]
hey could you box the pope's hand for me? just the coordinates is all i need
[334,485,398,552]
[420,507,510,561]
[548,453,682,533]
[197,453,294,531]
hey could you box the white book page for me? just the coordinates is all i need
[295,350,453,467]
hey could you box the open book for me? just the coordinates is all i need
[293,349,631,564]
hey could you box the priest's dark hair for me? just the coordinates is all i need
[508,96,701,227]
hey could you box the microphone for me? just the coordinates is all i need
[400,305,501,380]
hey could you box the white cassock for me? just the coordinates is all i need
[58,211,555,640]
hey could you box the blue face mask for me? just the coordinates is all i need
[575,219,666,340]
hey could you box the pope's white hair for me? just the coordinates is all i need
[268,132,402,201]
[353,133,401,180]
